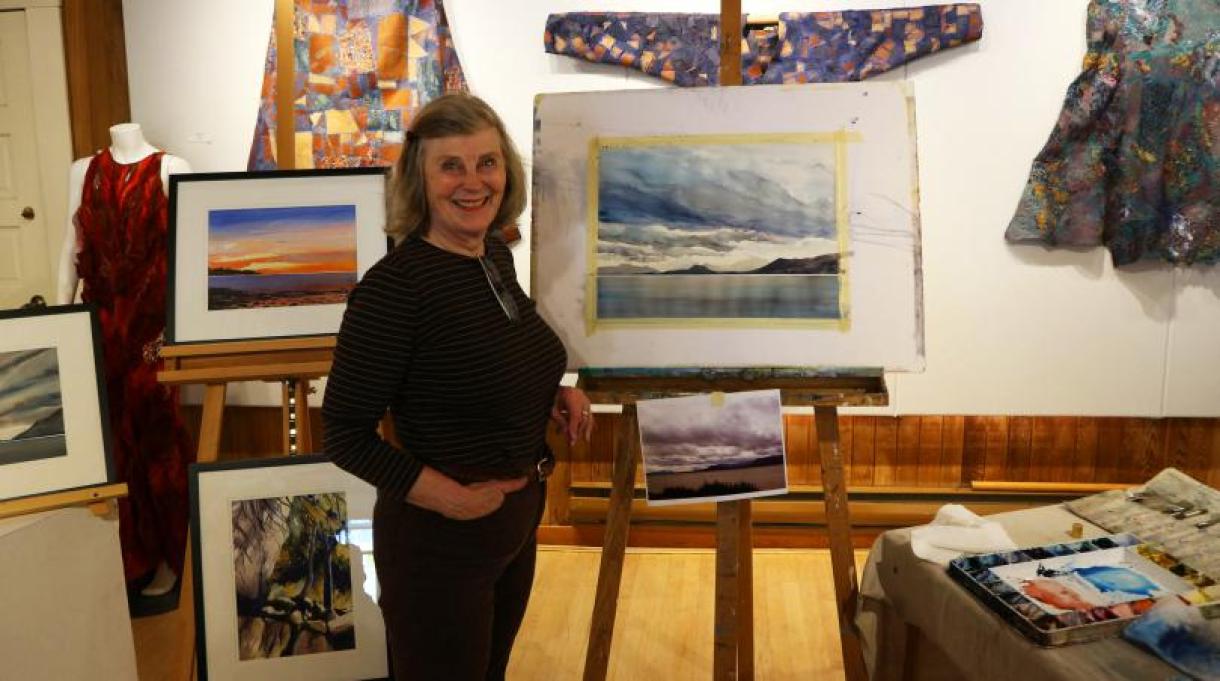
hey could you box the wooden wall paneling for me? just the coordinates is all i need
[894,416,920,486]
[1124,418,1166,483]
[940,416,965,487]
[962,416,987,483]
[981,417,1009,482]
[850,416,876,488]
[787,415,818,486]
[600,413,619,483]
[872,417,898,487]
[1007,417,1033,481]
[1072,417,1099,483]
[572,411,600,483]
[1028,418,1052,482]
[1048,417,1077,483]
[62,0,131,158]
[1165,418,1197,479]
[1095,418,1127,483]
[1208,421,1220,487]
[916,416,943,486]
[544,426,572,525]
[178,407,1220,502]
[838,415,854,486]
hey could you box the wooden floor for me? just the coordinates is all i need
[133,547,869,680]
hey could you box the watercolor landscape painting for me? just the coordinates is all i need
[638,390,788,506]
[231,491,356,660]
[0,347,67,466]
[208,204,358,310]
[593,137,843,324]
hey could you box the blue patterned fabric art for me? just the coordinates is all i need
[1006,0,1220,266]
[248,0,466,171]
[543,5,983,87]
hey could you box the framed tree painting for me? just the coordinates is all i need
[532,83,924,370]
[168,168,389,344]
[0,304,114,502]
[190,454,386,680]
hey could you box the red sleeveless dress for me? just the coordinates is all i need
[74,149,192,585]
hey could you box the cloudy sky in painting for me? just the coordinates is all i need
[638,390,785,474]
[0,348,62,442]
[597,141,838,273]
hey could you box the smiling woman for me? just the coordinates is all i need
[322,93,593,681]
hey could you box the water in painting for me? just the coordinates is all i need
[595,139,842,322]
[638,390,788,505]
[208,205,358,310]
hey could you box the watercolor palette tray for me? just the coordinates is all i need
[948,533,1220,646]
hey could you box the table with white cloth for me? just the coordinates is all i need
[856,504,1184,681]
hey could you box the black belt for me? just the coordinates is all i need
[438,453,554,485]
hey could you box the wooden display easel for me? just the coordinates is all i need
[0,483,128,521]
[579,371,886,681]
[157,336,335,681]
[159,337,334,464]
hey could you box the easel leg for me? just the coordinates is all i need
[182,382,226,681]
[197,383,227,464]
[714,500,752,681]
[815,406,867,681]
[583,405,639,681]
[738,500,754,681]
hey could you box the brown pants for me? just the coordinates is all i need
[373,479,544,681]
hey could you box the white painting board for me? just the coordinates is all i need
[532,83,923,371]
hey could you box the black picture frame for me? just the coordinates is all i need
[189,453,388,680]
[166,167,390,345]
[0,303,115,502]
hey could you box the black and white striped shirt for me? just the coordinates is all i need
[322,234,567,499]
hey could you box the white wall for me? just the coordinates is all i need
[124,0,1220,416]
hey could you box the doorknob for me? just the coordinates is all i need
[20,206,34,220]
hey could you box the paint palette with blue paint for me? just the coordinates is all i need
[949,533,1220,646]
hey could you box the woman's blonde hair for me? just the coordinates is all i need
[385,93,526,244]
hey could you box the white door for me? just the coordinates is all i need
[0,10,50,309]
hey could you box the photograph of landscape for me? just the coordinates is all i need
[638,390,788,505]
[594,138,843,322]
[208,204,358,310]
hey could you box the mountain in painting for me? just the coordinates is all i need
[669,254,840,275]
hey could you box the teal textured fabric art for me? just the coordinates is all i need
[1006,0,1220,266]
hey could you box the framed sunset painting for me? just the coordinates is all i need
[168,168,388,343]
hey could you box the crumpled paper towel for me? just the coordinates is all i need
[910,504,1018,565]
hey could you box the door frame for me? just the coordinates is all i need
[0,0,72,300]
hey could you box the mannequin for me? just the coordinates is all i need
[59,123,192,602]
[58,123,190,303]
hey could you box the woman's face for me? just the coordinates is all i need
[421,126,506,244]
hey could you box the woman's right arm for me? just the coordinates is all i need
[322,262,425,501]
[322,263,524,519]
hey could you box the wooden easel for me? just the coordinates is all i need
[158,337,334,464]
[157,336,334,681]
[579,370,886,681]
[0,483,128,521]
